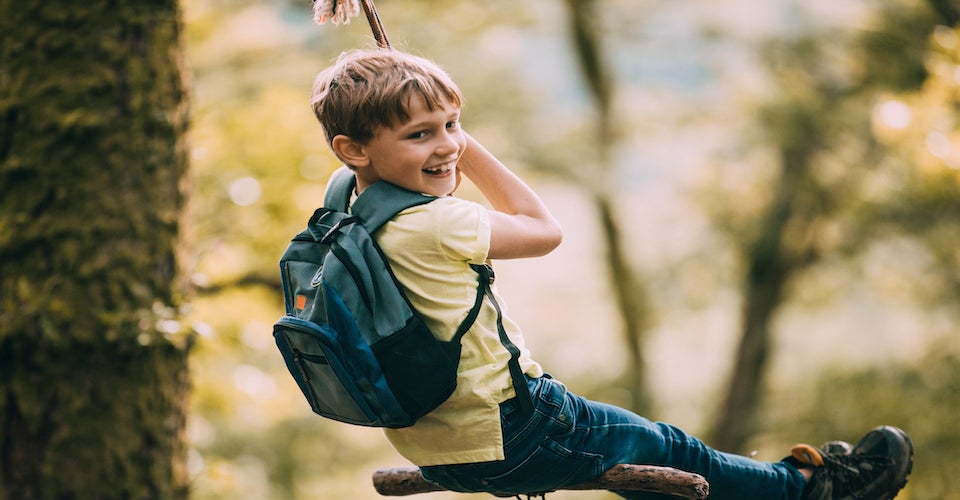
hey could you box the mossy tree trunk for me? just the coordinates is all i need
[0,1,191,498]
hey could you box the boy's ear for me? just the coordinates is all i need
[331,134,369,168]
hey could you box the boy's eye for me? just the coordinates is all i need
[407,130,428,140]
[446,120,460,130]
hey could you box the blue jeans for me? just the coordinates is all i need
[421,376,806,499]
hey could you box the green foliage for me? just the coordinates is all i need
[858,0,937,92]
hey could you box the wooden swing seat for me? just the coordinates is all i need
[372,464,709,498]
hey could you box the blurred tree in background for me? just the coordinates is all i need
[0,1,191,498]
[562,0,656,415]
[668,3,960,499]
[705,0,960,461]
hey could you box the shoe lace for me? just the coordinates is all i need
[819,451,894,495]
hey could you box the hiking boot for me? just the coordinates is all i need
[790,426,913,500]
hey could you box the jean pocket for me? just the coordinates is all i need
[481,437,603,495]
[501,377,572,446]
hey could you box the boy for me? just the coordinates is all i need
[309,47,913,500]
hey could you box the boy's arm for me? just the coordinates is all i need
[457,133,563,260]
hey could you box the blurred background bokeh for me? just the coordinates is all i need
[180,0,959,498]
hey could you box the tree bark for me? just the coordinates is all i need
[372,464,709,499]
[0,1,191,498]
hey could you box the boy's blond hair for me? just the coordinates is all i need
[311,49,463,145]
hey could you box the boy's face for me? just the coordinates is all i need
[355,93,466,197]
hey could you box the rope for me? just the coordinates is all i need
[359,0,390,48]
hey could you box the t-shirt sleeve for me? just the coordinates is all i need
[432,197,490,265]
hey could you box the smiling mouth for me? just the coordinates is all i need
[423,163,454,176]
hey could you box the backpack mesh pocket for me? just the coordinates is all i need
[371,315,461,418]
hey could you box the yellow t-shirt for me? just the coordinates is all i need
[375,196,544,466]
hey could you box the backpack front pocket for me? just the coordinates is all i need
[273,316,376,425]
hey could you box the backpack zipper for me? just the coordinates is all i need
[293,348,329,366]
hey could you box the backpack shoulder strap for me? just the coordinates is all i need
[323,166,436,233]
[323,166,358,212]
[353,182,436,232]
[471,263,535,416]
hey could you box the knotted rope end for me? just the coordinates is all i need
[312,0,361,26]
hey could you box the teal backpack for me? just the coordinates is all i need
[273,167,532,427]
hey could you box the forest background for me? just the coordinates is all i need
[2,0,959,499]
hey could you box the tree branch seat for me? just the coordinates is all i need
[372,464,709,499]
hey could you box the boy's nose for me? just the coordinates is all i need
[436,131,463,155]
